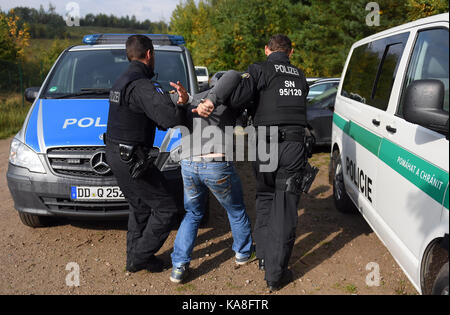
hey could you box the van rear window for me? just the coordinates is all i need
[341,33,409,111]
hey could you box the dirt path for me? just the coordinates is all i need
[0,137,417,295]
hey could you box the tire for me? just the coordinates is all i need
[18,212,52,228]
[432,262,449,295]
[331,150,357,214]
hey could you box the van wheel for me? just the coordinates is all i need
[432,262,449,295]
[18,212,51,228]
[331,150,357,214]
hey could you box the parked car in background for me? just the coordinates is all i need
[307,78,340,100]
[195,66,209,91]
[307,84,338,146]
[307,77,323,85]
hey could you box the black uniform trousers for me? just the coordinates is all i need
[105,142,180,267]
[253,139,306,283]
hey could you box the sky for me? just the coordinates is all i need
[0,0,183,22]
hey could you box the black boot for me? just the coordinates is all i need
[267,269,294,292]
[126,256,166,273]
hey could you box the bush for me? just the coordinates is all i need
[0,93,31,139]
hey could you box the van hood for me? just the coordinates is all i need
[24,99,180,153]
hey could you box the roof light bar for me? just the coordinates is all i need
[82,34,186,46]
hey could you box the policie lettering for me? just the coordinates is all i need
[346,157,373,203]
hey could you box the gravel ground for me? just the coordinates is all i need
[0,136,417,295]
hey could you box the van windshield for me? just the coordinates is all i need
[42,49,189,98]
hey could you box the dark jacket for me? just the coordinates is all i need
[179,70,242,160]
[106,60,186,146]
[218,52,309,125]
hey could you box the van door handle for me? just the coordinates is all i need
[372,119,381,126]
[386,125,397,133]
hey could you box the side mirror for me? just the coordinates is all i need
[24,87,40,103]
[403,80,448,136]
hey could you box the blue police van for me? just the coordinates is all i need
[7,34,197,227]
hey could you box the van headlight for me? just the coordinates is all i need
[9,139,46,173]
[158,145,182,172]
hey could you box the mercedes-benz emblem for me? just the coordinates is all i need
[90,150,111,175]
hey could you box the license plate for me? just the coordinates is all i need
[70,186,125,200]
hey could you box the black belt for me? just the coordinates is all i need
[262,126,306,143]
[103,133,141,146]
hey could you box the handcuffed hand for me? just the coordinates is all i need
[192,98,214,118]
[170,81,189,104]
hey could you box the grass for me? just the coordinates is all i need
[394,280,408,295]
[333,282,358,294]
[176,283,196,293]
[0,93,31,139]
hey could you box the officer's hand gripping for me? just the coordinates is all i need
[192,98,215,118]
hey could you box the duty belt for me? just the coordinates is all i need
[278,128,305,142]
[263,127,306,143]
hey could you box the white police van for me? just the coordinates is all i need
[7,34,197,227]
[330,13,449,295]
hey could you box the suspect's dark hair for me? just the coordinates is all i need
[267,34,292,54]
[126,35,154,61]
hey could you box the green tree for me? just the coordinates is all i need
[171,0,294,73]
[406,0,449,20]
[0,10,30,62]
[39,39,69,78]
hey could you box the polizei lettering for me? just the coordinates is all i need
[274,64,299,76]
[346,157,373,203]
[63,117,107,129]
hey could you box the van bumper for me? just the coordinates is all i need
[6,163,182,219]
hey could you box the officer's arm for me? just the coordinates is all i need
[225,64,263,110]
[132,82,187,129]
[205,70,243,105]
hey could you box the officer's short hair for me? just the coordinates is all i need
[267,34,292,54]
[126,35,154,61]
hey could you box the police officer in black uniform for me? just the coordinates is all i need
[104,35,190,273]
[222,35,313,291]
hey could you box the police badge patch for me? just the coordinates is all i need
[153,83,164,94]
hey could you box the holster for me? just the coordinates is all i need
[300,163,319,194]
[305,134,315,158]
[276,162,319,195]
[119,144,159,179]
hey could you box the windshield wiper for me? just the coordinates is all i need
[49,88,111,99]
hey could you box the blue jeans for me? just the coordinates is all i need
[171,160,253,268]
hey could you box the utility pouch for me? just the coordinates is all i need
[119,144,135,163]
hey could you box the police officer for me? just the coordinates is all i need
[104,35,190,273]
[212,35,312,291]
